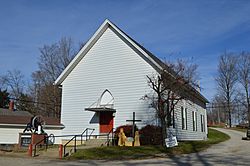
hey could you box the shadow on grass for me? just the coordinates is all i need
[67,128,230,160]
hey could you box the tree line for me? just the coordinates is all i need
[0,35,249,131]
[0,37,83,118]
[208,51,250,127]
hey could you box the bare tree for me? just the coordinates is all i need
[38,37,76,83]
[144,59,199,145]
[38,43,60,83]
[0,69,25,99]
[172,59,199,87]
[16,93,36,114]
[216,52,238,127]
[234,93,248,124]
[237,52,250,127]
[31,37,78,117]
[207,95,226,126]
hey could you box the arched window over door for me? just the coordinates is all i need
[98,89,114,109]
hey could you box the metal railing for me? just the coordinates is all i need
[80,128,95,144]
[33,134,55,157]
[32,127,115,158]
[106,128,115,146]
[63,128,95,157]
[33,134,77,157]
[63,135,78,156]
[33,128,95,157]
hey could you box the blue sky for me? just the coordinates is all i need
[0,0,250,101]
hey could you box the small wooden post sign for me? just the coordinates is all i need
[165,136,178,148]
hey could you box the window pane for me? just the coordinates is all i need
[185,108,187,130]
[181,107,184,129]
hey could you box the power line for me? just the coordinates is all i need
[206,103,247,109]
[9,97,61,107]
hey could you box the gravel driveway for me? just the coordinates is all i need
[0,128,249,166]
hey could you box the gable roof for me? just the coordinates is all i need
[54,19,208,103]
[54,19,164,85]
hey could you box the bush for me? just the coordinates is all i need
[139,125,162,145]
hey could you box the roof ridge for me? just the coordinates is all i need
[54,19,208,103]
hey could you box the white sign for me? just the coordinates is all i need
[127,137,134,142]
[165,136,178,148]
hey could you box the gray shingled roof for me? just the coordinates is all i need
[0,108,33,117]
[0,108,62,126]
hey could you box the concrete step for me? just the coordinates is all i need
[34,138,112,158]
[84,138,107,147]
[63,139,108,157]
[98,134,109,139]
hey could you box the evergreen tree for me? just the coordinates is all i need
[0,89,10,108]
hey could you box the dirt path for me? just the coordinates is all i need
[0,128,249,166]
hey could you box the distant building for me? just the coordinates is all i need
[55,19,208,141]
[0,107,64,144]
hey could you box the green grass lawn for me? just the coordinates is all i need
[67,128,230,160]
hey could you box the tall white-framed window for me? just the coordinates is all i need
[181,107,187,130]
[201,114,205,132]
[192,111,197,131]
[185,108,188,130]
[171,105,175,128]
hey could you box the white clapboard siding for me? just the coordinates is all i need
[61,27,157,136]
[170,100,207,140]
[0,127,62,144]
[0,128,24,144]
[44,129,62,144]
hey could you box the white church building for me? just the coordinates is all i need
[55,19,208,141]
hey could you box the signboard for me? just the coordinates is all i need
[125,137,134,146]
[20,134,31,147]
[127,137,134,142]
[165,136,178,148]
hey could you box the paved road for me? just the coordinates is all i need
[0,128,250,166]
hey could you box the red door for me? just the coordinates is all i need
[99,112,113,133]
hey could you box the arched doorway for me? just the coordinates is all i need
[85,89,115,133]
[99,90,114,133]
